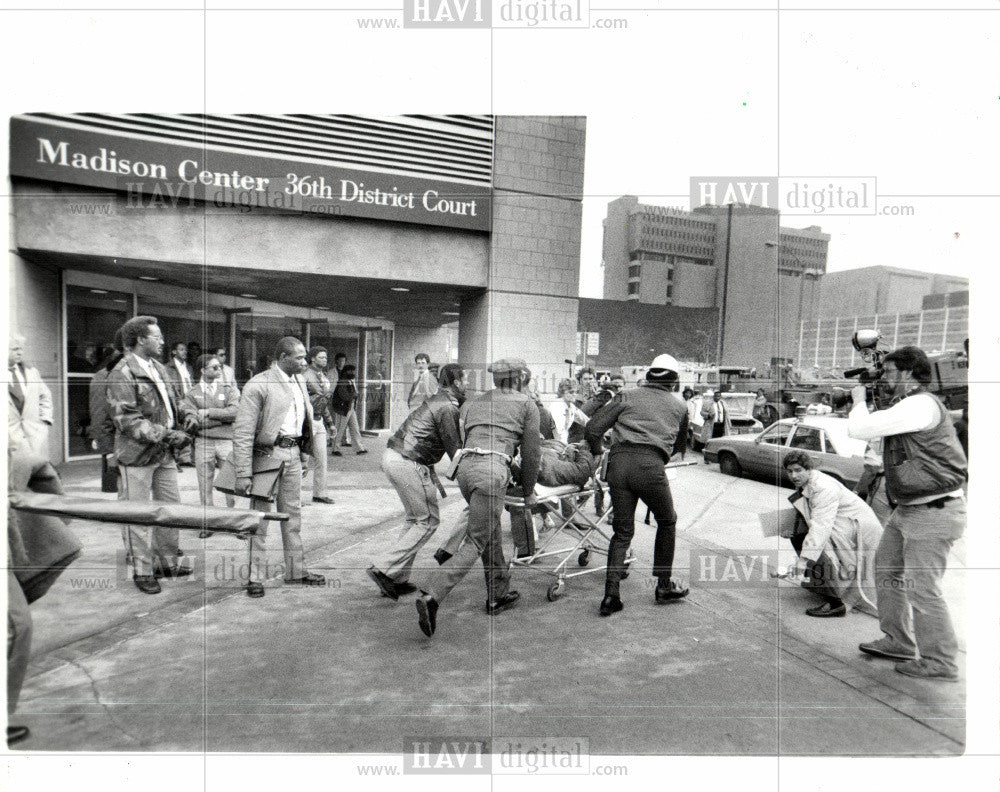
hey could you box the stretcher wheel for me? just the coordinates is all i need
[547,581,565,601]
[578,549,590,566]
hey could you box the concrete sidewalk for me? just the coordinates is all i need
[11,452,965,754]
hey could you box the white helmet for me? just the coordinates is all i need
[649,353,679,374]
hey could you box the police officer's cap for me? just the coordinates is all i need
[488,357,529,377]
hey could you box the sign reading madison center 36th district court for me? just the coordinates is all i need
[9,117,490,232]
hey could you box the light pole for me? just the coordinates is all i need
[765,241,818,368]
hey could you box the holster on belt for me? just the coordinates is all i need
[444,449,465,481]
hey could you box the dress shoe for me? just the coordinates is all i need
[806,601,847,617]
[433,548,452,565]
[366,566,399,600]
[7,725,30,746]
[894,658,958,681]
[416,595,439,637]
[599,594,624,617]
[395,581,418,596]
[286,572,326,586]
[246,582,265,598]
[198,530,214,539]
[153,564,194,579]
[654,579,689,603]
[133,575,161,594]
[486,590,520,615]
[356,449,368,455]
[859,636,917,661]
[312,496,335,504]
[332,450,343,457]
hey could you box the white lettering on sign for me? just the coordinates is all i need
[339,179,416,209]
[37,137,168,180]
[422,189,478,217]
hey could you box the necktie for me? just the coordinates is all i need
[9,366,25,414]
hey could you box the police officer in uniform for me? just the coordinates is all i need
[416,358,540,637]
[585,354,689,617]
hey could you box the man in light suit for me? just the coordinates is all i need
[8,335,54,458]
[232,337,326,598]
[700,390,731,442]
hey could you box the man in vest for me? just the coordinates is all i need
[848,346,967,681]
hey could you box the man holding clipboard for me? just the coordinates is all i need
[231,337,326,598]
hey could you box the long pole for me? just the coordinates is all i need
[716,203,733,365]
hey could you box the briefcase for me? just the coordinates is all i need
[215,451,285,502]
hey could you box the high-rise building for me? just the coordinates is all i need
[601,196,830,368]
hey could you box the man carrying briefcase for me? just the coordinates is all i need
[232,337,326,598]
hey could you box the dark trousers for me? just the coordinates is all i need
[605,446,677,595]
[790,531,843,604]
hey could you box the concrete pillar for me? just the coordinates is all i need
[458,116,586,397]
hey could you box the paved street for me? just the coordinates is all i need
[11,449,965,755]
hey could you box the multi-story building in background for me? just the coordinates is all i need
[601,196,830,369]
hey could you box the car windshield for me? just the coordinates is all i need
[759,423,792,445]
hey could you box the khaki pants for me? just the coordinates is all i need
[248,445,307,583]
[374,448,440,583]
[194,437,235,507]
[119,458,181,576]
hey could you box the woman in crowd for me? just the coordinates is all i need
[782,451,883,617]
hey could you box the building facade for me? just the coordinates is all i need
[601,196,830,370]
[811,266,969,319]
[8,114,586,464]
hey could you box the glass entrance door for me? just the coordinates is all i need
[359,328,393,431]
[64,283,134,459]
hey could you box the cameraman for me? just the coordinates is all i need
[847,346,967,681]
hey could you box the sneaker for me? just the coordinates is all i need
[894,658,958,681]
[858,636,917,661]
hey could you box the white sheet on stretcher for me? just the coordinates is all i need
[504,483,581,505]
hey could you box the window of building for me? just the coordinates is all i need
[628,281,640,296]
[667,269,674,281]
[628,265,642,279]
[666,284,673,299]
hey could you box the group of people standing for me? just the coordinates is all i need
[82,316,369,596]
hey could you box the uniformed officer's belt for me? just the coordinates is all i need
[445,447,512,481]
[272,436,302,449]
[464,447,513,464]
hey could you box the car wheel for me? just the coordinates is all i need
[719,453,743,478]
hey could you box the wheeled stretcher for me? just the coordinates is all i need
[504,476,633,602]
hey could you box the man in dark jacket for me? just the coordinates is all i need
[106,316,193,594]
[416,358,540,637]
[366,364,466,600]
[585,354,689,617]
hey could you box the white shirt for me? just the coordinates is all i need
[200,379,218,400]
[172,357,192,394]
[848,392,937,441]
[274,366,306,437]
[548,400,587,444]
[711,400,726,423]
[133,354,175,429]
[849,391,962,502]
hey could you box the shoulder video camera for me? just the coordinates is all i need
[843,329,885,384]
